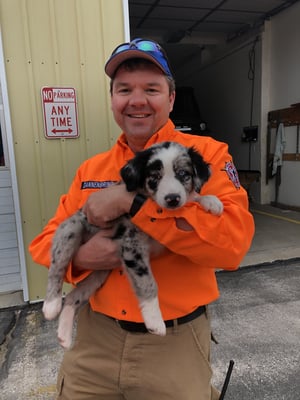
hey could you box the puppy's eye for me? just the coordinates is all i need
[146,171,162,191]
[150,172,161,180]
[178,170,186,176]
[177,170,190,178]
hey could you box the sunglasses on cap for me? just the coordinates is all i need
[105,38,173,79]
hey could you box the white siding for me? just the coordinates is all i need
[0,170,21,292]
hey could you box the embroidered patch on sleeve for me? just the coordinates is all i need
[223,161,241,189]
[81,180,118,190]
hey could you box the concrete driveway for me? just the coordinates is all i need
[1,259,300,399]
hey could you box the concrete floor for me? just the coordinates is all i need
[242,203,300,267]
[0,204,300,399]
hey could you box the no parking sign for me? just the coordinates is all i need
[41,87,79,139]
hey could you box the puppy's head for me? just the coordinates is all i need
[120,142,210,209]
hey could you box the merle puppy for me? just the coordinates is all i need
[43,141,223,348]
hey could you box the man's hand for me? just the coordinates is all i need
[83,184,135,228]
[72,230,121,271]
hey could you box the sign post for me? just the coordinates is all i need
[41,87,79,139]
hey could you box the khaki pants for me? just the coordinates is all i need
[56,305,220,400]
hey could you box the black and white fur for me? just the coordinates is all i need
[43,141,223,348]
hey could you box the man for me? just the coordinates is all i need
[29,38,254,400]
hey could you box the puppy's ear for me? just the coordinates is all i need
[188,147,211,193]
[120,162,140,192]
[120,147,154,192]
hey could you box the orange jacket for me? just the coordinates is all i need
[29,120,254,322]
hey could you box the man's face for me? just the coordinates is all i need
[111,63,175,152]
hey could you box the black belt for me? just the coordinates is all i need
[113,305,206,333]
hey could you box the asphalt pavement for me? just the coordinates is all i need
[211,260,300,399]
[1,259,300,399]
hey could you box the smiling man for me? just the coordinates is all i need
[110,61,175,152]
[29,38,254,400]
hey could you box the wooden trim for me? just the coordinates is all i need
[282,153,300,161]
[268,103,300,127]
[269,153,300,161]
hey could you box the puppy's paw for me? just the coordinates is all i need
[147,319,166,336]
[141,298,166,336]
[195,195,223,216]
[43,297,62,320]
[57,305,75,349]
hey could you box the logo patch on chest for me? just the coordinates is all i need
[223,161,240,189]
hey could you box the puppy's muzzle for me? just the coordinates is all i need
[164,193,181,208]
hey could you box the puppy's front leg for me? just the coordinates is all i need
[43,211,87,320]
[192,194,224,215]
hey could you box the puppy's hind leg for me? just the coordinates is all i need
[126,267,166,336]
[43,211,87,320]
[57,270,110,349]
[121,228,166,336]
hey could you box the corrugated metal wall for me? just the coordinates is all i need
[0,0,126,301]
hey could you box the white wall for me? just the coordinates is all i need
[269,3,300,110]
[176,1,300,207]
[266,2,300,207]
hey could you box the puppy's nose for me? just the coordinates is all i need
[165,193,180,208]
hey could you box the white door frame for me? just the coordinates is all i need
[0,26,29,301]
[122,0,130,41]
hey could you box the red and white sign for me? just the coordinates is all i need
[41,87,79,139]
